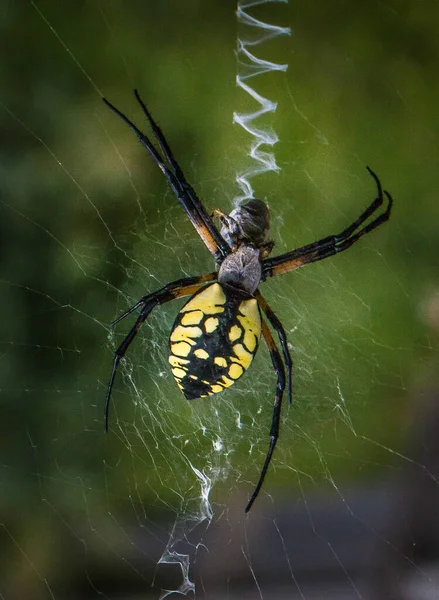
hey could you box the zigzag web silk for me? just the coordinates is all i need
[157,2,291,596]
[234,0,291,203]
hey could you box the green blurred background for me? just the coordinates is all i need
[1,0,438,598]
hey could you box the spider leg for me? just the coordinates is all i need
[133,90,231,261]
[133,90,224,247]
[262,167,393,278]
[105,298,157,433]
[256,291,293,405]
[246,318,286,512]
[104,272,216,432]
[103,94,230,263]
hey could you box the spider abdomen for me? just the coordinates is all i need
[168,282,261,399]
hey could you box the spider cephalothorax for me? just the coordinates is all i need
[102,90,392,512]
[215,199,274,293]
[217,245,262,294]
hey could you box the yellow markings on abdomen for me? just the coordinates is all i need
[204,317,219,333]
[210,384,224,393]
[228,324,242,342]
[214,356,227,367]
[172,367,187,379]
[232,343,254,370]
[237,299,261,353]
[171,341,192,357]
[228,363,244,380]
[220,375,234,388]
[238,317,258,352]
[169,355,189,368]
[180,283,226,315]
[169,283,262,400]
[181,310,203,325]
[170,325,203,345]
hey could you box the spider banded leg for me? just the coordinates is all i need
[256,291,293,405]
[262,167,393,278]
[105,272,216,431]
[102,94,229,263]
[132,91,229,257]
[105,299,157,432]
[103,96,221,257]
[246,318,286,513]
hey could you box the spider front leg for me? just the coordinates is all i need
[103,93,230,263]
[262,167,392,278]
[104,272,216,431]
[246,318,286,512]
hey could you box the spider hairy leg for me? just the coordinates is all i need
[104,273,216,431]
[102,94,229,262]
[256,291,293,405]
[246,318,286,513]
[262,167,392,278]
[132,90,230,261]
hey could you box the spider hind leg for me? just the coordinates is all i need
[246,317,286,513]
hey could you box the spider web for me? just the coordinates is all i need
[1,1,439,599]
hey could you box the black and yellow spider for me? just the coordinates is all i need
[103,90,392,512]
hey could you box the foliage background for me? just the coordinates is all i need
[1,1,438,598]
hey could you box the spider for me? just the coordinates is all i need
[102,90,392,512]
